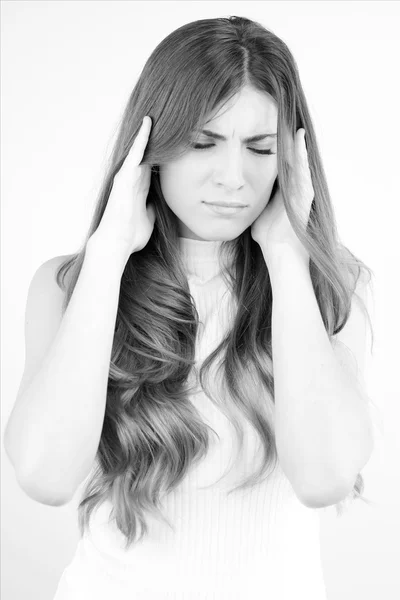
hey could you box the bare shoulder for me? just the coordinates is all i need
[38,253,76,292]
[10,254,78,408]
[26,253,77,324]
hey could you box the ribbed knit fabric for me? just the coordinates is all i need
[53,237,328,600]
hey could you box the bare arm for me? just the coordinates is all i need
[4,242,127,505]
[265,245,374,508]
[5,115,155,506]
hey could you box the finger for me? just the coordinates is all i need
[126,116,153,169]
[285,130,302,195]
[294,130,311,180]
[282,123,295,169]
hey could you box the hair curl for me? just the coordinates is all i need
[56,16,376,549]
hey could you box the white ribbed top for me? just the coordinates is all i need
[53,236,328,600]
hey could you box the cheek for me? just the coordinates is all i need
[256,166,277,193]
[159,165,181,196]
[160,161,197,190]
[250,154,277,179]
[252,174,278,211]
[159,166,196,218]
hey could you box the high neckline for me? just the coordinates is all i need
[178,236,233,281]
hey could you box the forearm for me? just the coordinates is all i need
[264,245,373,503]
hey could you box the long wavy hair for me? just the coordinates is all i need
[56,16,375,548]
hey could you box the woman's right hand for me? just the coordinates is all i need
[88,116,156,264]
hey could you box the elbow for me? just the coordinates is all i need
[4,431,77,506]
[15,468,74,507]
[300,431,375,509]
[296,476,355,509]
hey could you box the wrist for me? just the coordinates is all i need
[261,242,309,272]
[85,236,130,275]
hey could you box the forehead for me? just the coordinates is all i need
[204,87,278,130]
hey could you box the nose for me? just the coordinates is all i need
[213,148,246,190]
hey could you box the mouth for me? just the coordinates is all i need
[203,202,246,216]
[203,201,247,208]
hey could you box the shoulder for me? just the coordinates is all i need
[37,253,74,274]
[45,253,77,288]
[29,254,76,303]
[13,255,76,408]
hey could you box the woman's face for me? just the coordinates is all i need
[159,85,279,241]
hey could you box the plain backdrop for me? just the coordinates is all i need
[1,1,397,599]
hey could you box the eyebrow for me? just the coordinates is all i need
[197,129,277,143]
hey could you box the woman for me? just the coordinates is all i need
[6,15,376,600]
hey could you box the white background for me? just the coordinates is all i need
[1,1,397,599]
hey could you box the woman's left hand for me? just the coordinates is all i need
[250,128,314,263]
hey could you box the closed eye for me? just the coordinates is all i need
[190,143,275,156]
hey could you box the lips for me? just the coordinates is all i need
[203,203,246,216]
[204,202,246,208]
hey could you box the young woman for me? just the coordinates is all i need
[5,15,377,600]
